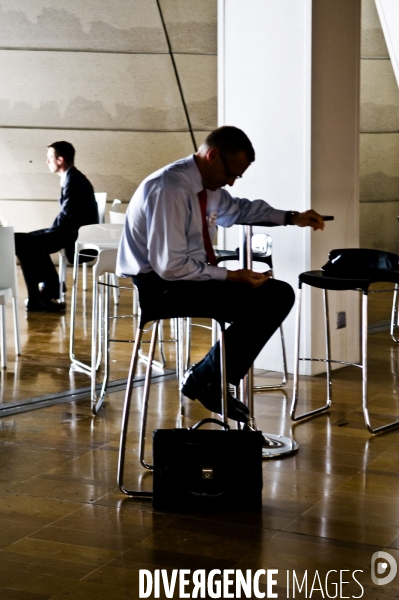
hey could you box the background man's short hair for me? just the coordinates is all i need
[48,141,75,165]
[205,126,255,162]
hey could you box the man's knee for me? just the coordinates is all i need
[14,232,31,256]
[258,278,295,316]
[274,278,295,310]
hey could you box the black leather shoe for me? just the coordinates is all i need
[181,365,249,422]
[39,283,66,301]
[25,299,67,313]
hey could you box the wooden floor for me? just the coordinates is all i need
[0,269,399,598]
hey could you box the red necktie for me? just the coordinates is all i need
[198,189,217,266]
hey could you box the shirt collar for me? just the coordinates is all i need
[186,155,205,195]
[60,166,71,188]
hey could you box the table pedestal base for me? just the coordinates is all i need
[262,433,299,459]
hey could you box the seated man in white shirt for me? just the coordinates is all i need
[116,126,324,422]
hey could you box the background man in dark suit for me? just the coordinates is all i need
[15,141,99,312]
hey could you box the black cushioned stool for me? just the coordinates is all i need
[117,308,230,498]
[290,248,399,434]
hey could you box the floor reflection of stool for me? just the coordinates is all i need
[117,311,230,498]
[291,248,399,434]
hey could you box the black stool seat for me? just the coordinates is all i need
[291,248,399,435]
[298,269,399,292]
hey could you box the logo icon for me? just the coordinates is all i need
[371,551,397,586]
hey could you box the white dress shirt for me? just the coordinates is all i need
[116,155,287,282]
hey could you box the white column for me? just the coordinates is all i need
[218,0,360,374]
[375,0,399,86]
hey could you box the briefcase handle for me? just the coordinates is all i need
[190,418,230,431]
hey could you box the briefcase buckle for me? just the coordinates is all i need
[202,466,213,480]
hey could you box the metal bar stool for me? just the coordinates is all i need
[117,309,229,498]
[93,276,182,415]
[291,248,399,434]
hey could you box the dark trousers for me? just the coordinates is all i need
[133,272,295,386]
[14,229,71,301]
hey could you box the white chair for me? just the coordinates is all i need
[69,224,123,383]
[90,246,132,414]
[109,210,126,225]
[109,208,138,318]
[59,192,108,302]
[0,226,21,368]
[111,199,122,211]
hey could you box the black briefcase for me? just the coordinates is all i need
[152,419,264,512]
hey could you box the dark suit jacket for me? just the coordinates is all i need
[49,166,99,261]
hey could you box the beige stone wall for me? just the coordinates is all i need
[360,0,399,252]
[0,0,217,230]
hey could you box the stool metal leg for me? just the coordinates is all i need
[69,251,84,369]
[323,289,333,408]
[12,297,21,356]
[117,326,152,498]
[245,342,298,458]
[291,285,332,421]
[219,323,228,423]
[70,250,102,373]
[0,306,6,369]
[139,321,159,469]
[91,273,110,415]
[177,318,185,418]
[254,324,288,391]
[185,317,192,371]
[82,262,88,291]
[362,291,399,434]
[90,278,100,413]
[138,320,166,371]
[390,284,399,343]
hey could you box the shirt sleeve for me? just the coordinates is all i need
[215,189,287,227]
[146,181,227,282]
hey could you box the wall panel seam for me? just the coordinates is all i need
[0,126,212,133]
[360,131,399,134]
[360,199,399,203]
[0,47,216,56]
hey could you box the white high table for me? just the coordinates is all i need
[239,223,299,458]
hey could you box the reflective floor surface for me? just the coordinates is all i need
[0,270,398,598]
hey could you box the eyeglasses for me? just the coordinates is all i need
[219,152,243,180]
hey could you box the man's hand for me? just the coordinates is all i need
[226,268,271,288]
[292,209,325,231]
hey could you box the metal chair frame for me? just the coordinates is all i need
[291,264,399,435]
[117,311,228,498]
